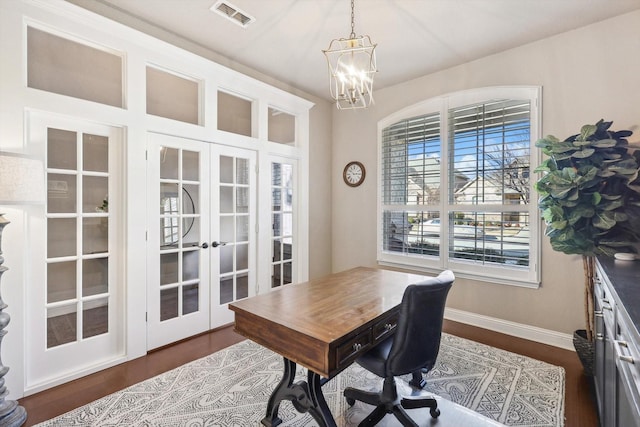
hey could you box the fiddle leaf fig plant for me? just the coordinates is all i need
[534,119,640,342]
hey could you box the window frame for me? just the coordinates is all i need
[377,86,542,288]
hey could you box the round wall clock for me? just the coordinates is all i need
[343,161,366,187]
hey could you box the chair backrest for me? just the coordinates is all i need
[386,270,454,377]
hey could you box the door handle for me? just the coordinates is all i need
[211,241,227,248]
[200,242,209,249]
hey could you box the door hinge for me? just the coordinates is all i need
[145,231,148,241]
[145,150,148,161]
[145,312,148,322]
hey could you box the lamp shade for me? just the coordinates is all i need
[0,151,46,205]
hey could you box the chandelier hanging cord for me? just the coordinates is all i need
[349,0,356,38]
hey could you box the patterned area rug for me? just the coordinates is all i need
[35,334,564,427]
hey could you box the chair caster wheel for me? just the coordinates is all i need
[430,408,440,418]
[346,397,355,406]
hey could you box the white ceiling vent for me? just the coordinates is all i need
[210,1,255,28]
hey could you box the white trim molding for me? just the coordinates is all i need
[445,307,574,351]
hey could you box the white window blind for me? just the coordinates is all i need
[378,87,541,287]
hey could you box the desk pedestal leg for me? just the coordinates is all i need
[306,369,336,427]
[261,357,336,427]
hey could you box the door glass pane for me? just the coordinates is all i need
[160,147,179,180]
[48,129,77,170]
[160,183,180,214]
[272,213,281,237]
[220,216,234,242]
[236,243,248,270]
[237,273,248,299]
[48,218,76,257]
[183,150,199,181]
[47,305,77,348]
[82,257,108,296]
[160,287,179,321]
[220,245,233,274]
[83,217,108,255]
[236,187,248,213]
[83,298,108,339]
[83,134,109,172]
[83,176,108,213]
[182,284,199,315]
[272,264,281,288]
[182,217,200,248]
[220,277,233,304]
[160,253,178,285]
[283,262,292,285]
[220,187,233,213]
[182,184,198,214]
[236,158,249,184]
[220,156,233,183]
[236,216,248,241]
[273,240,282,262]
[47,261,76,303]
[182,251,199,281]
[47,173,77,213]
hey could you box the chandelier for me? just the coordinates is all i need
[323,0,377,109]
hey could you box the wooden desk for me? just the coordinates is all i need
[229,267,429,427]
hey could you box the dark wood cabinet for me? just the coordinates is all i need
[594,258,640,427]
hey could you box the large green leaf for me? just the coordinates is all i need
[572,148,595,158]
[579,124,597,141]
[590,139,618,148]
[592,211,616,230]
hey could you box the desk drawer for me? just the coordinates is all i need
[336,330,372,367]
[373,311,399,343]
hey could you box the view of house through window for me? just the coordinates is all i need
[379,87,540,285]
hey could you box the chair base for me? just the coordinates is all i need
[343,377,440,427]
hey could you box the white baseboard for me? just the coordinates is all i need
[444,308,574,351]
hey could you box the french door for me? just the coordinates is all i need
[147,134,256,349]
[26,114,124,392]
[209,144,257,327]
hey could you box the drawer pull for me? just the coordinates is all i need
[602,304,613,311]
[352,343,362,352]
[614,340,635,364]
[385,323,394,331]
[596,333,604,341]
[594,310,603,318]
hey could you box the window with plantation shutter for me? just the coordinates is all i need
[378,87,541,287]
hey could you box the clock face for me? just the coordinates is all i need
[343,161,365,187]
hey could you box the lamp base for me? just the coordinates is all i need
[0,400,26,427]
[0,215,27,427]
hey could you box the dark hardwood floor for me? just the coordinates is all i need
[19,320,598,426]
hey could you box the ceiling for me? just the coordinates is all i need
[75,0,640,101]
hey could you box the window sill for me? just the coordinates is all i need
[377,259,540,289]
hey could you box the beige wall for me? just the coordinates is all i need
[308,102,333,279]
[331,10,640,335]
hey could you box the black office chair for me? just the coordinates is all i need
[343,270,454,427]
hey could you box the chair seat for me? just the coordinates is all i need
[357,335,393,377]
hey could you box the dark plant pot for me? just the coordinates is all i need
[573,329,595,376]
